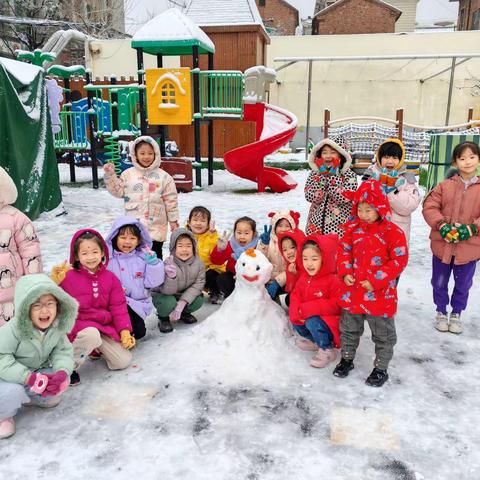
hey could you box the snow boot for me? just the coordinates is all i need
[310,348,337,368]
[295,338,318,351]
[0,418,15,439]
[448,313,463,334]
[333,358,354,378]
[70,370,80,386]
[365,368,389,387]
[158,317,173,333]
[180,312,198,324]
[434,312,449,332]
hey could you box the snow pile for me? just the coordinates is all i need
[168,249,303,384]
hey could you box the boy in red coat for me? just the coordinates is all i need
[334,179,408,387]
[289,234,342,368]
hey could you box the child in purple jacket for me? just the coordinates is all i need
[106,216,165,339]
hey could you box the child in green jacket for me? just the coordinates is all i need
[0,274,78,439]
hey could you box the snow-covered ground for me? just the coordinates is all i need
[2,168,479,480]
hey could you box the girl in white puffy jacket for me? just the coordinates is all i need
[103,136,179,259]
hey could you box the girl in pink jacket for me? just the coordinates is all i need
[103,136,179,260]
[423,141,480,335]
[0,167,43,326]
[51,229,135,385]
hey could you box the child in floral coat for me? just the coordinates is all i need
[304,139,357,236]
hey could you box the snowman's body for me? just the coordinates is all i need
[170,249,300,383]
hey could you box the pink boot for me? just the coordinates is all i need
[295,338,318,351]
[310,348,337,368]
[0,418,15,439]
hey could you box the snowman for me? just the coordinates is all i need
[168,249,303,384]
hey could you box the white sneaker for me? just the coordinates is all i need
[0,418,15,439]
[434,312,449,332]
[449,313,463,334]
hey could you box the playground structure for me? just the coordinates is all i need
[323,108,480,174]
[45,8,298,193]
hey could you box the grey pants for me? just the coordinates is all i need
[340,310,397,371]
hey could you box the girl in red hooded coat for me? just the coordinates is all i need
[51,229,135,385]
[289,233,342,368]
[334,179,408,387]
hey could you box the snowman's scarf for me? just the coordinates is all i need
[230,234,259,260]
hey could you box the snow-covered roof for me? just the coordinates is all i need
[131,8,215,56]
[184,0,264,28]
[0,57,43,85]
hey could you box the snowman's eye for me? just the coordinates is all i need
[242,262,246,267]
[256,265,260,271]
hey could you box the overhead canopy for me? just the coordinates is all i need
[131,8,215,56]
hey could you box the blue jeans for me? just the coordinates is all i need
[293,316,333,349]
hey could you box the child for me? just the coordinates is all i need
[289,234,341,368]
[257,210,300,300]
[304,139,357,236]
[363,138,421,243]
[51,229,135,385]
[186,206,226,304]
[106,216,165,340]
[277,229,306,299]
[334,179,408,387]
[103,136,179,259]
[152,228,205,333]
[0,166,43,326]
[210,216,258,299]
[0,274,78,439]
[422,141,480,334]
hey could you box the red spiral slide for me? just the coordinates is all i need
[223,103,298,193]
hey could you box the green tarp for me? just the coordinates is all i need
[426,133,480,192]
[0,58,61,220]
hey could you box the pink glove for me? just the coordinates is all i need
[169,300,187,322]
[26,372,49,395]
[164,263,177,278]
[42,371,69,397]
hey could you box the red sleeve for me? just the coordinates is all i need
[288,281,303,323]
[108,274,132,333]
[210,243,232,266]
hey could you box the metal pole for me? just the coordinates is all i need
[445,57,456,126]
[192,45,202,189]
[305,60,313,162]
[208,52,214,185]
[136,48,147,134]
[86,71,99,189]
[156,54,166,157]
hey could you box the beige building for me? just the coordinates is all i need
[387,0,419,32]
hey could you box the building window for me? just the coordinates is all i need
[259,0,266,6]
[472,9,480,30]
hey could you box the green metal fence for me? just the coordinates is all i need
[197,71,244,118]
[54,110,90,151]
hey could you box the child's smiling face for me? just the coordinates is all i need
[116,231,140,254]
[136,143,155,168]
[77,239,103,273]
[357,202,380,224]
[30,294,58,331]
[281,238,297,263]
[235,222,255,247]
[175,236,194,261]
[302,246,322,276]
[189,213,209,235]
[275,218,291,236]
[319,145,340,167]
[453,147,480,180]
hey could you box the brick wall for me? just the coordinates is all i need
[313,0,398,34]
[457,0,480,30]
[256,0,299,35]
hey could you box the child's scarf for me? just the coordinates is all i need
[230,235,259,260]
